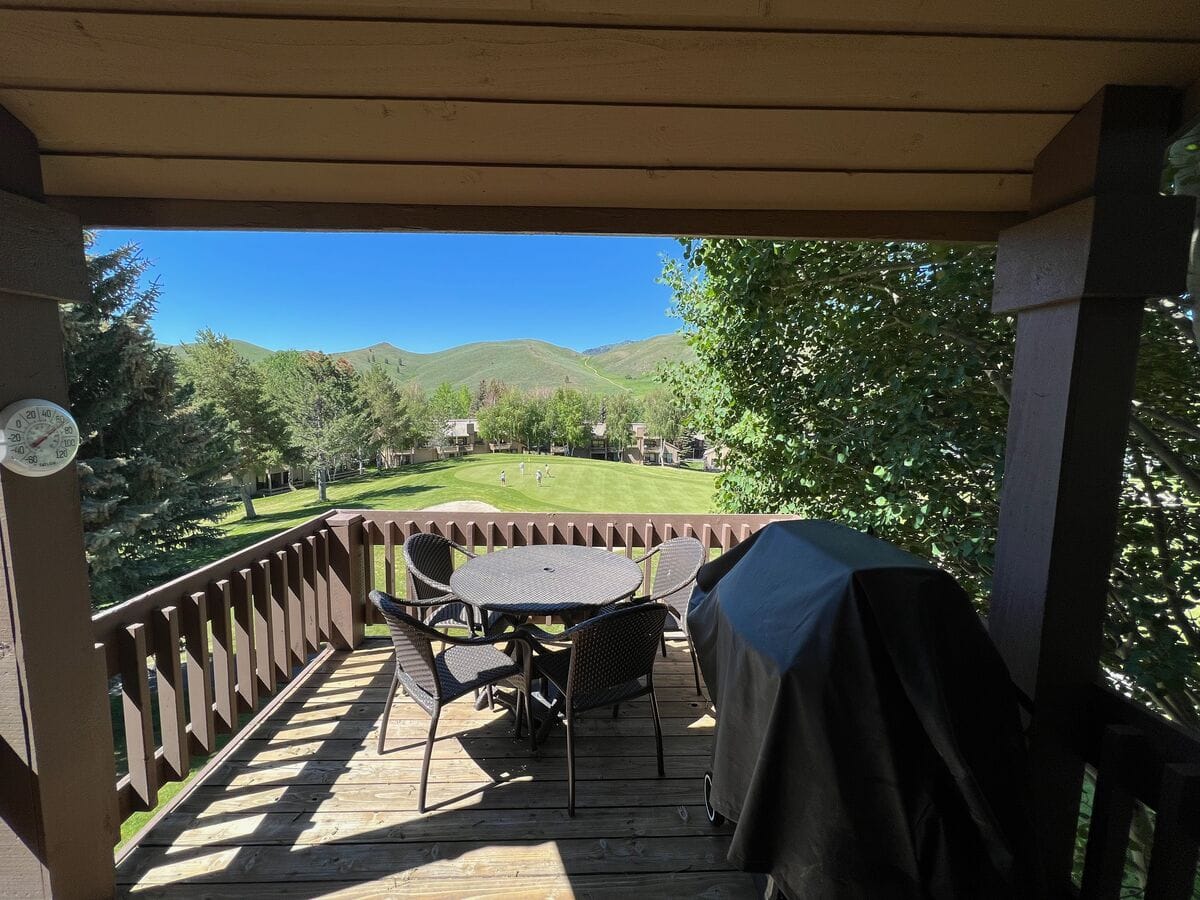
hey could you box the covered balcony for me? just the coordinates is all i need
[1,2,1199,898]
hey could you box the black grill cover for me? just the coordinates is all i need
[688,520,1039,899]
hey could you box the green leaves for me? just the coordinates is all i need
[664,234,1200,731]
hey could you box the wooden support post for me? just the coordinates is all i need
[327,513,365,650]
[0,106,118,898]
[988,86,1195,893]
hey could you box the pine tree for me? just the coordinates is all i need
[64,238,237,607]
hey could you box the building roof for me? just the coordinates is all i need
[1,3,1196,239]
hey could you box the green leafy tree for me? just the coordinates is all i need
[477,388,529,444]
[182,329,290,519]
[399,382,433,450]
[521,392,552,450]
[548,387,587,453]
[603,392,642,454]
[360,363,421,466]
[663,237,1200,734]
[428,381,472,446]
[262,351,363,501]
[65,238,236,606]
[643,388,685,444]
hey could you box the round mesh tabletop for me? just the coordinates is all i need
[449,545,644,614]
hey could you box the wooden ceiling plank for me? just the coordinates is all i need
[1,91,1069,171]
[48,196,1025,240]
[40,156,1031,210]
[1,13,1197,111]
[5,0,1199,40]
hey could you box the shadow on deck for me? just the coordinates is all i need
[115,638,755,897]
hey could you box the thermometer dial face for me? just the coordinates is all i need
[0,400,81,478]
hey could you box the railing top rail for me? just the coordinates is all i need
[91,510,337,646]
[1081,682,1200,809]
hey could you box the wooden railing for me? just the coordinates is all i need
[91,513,343,823]
[91,505,1200,895]
[1074,683,1200,899]
[90,509,790,830]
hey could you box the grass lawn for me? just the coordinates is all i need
[220,454,717,552]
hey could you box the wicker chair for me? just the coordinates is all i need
[521,603,669,816]
[402,532,480,634]
[633,536,705,695]
[371,590,533,813]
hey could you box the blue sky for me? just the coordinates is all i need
[91,231,683,353]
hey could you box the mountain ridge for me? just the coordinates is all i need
[169,333,693,395]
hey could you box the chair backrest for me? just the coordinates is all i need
[567,603,669,705]
[650,536,705,609]
[404,532,456,602]
[371,590,442,700]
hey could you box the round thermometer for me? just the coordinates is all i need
[0,399,81,478]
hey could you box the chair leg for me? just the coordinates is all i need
[514,686,525,739]
[528,691,538,753]
[377,671,400,755]
[566,713,576,817]
[688,637,703,696]
[418,707,441,814]
[612,703,620,719]
[661,632,668,658]
[649,688,664,777]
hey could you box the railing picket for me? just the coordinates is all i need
[383,521,396,595]
[585,521,595,547]
[119,622,157,811]
[362,525,376,625]
[1144,764,1200,900]
[232,567,258,711]
[703,524,716,552]
[465,520,477,554]
[1080,726,1139,900]
[316,530,331,641]
[302,537,320,653]
[527,521,538,546]
[209,579,238,734]
[623,523,635,558]
[152,605,188,781]
[287,543,305,664]
[721,524,734,552]
[505,521,516,549]
[253,560,277,695]
[270,551,292,681]
[183,590,215,755]
[606,522,616,550]
[486,521,496,553]
[740,524,752,541]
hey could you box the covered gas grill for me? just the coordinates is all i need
[689,520,1040,899]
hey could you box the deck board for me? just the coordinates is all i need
[117,637,752,897]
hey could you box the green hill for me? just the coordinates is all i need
[587,333,695,377]
[167,334,690,396]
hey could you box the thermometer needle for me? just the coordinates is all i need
[31,422,63,449]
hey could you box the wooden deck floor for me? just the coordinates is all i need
[117,637,756,898]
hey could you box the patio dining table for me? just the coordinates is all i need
[449,544,646,738]
[449,544,645,625]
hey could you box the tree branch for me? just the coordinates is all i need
[1136,404,1200,442]
[1130,416,1200,497]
